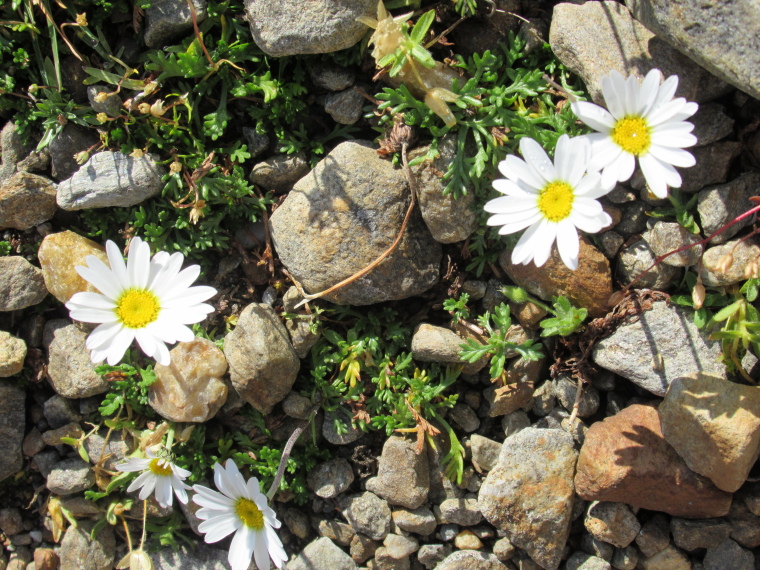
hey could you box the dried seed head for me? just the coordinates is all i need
[130,148,145,159]
[74,150,90,165]
[142,81,158,97]
[169,160,182,174]
[692,278,706,310]
[96,112,108,124]
[149,100,166,117]
[138,102,151,114]
[716,252,734,274]
[93,91,109,103]
[75,13,88,26]
[745,258,759,280]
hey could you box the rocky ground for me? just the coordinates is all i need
[1,0,760,570]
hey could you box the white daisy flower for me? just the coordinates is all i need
[192,459,286,570]
[485,134,612,270]
[65,236,216,366]
[571,68,699,198]
[115,447,191,508]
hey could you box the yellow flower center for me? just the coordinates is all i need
[115,288,160,329]
[148,458,173,477]
[235,498,264,529]
[538,181,575,222]
[611,116,651,155]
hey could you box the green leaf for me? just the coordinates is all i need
[410,10,435,44]
[741,278,760,303]
[711,300,742,323]
[409,43,436,69]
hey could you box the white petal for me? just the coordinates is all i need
[136,474,157,500]
[557,221,580,270]
[647,98,696,127]
[496,214,544,236]
[653,74,678,108]
[193,486,236,510]
[624,74,640,116]
[486,210,542,226]
[265,524,287,568]
[134,329,157,358]
[199,515,242,543]
[148,252,185,293]
[116,458,151,473]
[153,341,171,366]
[588,139,623,173]
[229,527,256,570]
[609,151,636,183]
[127,237,151,289]
[106,240,129,287]
[573,173,607,199]
[66,292,116,311]
[484,195,537,214]
[647,145,696,168]
[491,178,524,196]
[638,69,662,116]
[569,210,610,234]
[156,264,201,298]
[104,327,136,366]
[69,307,118,324]
[253,529,270,570]
[573,197,604,218]
[75,262,122,301]
[172,478,189,505]
[498,155,543,190]
[519,138,556,183]
[601,73,625,119]
[161,286,217,310]
[511,221,544,265]
[554,134,588,185]
[86,321,124,350]
[571,101,615,132]
[639,153,681,198]
[650,128,697,149]
[531,222,558,267]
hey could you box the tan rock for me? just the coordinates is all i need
[0,331,26,377]
[499,237,612,317]
[150,338,228,423]
[38,231,108,303]
[638,544,691,570]
[659,374,760,493]
[0,171,57,229]
[454,529,483,550]
[575,404,732,518]
[701,239,760,287]
[484,357,542,417]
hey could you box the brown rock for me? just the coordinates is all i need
[638,544,691,570]
[34,548,59,570]
[575,404,732,518]
[659,374,760,493]
[150,338,228,423]
[38,231,108,303]
[499,237,612,318]
[484,358,542,417]
[0,171,57,229]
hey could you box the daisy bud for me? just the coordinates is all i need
[169,160,182,174]
[130,148,145,159]
[74,150,90,165]
[716,252,734,274]
[502,285,528,303]
[138,102,151,114]
[149,100,166,117]
[692,278,705,310]
[96,112,109,123]
[93,91,109,103]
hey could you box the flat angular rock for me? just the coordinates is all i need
[584,502,640,548]
[479,428,578,570]
[223,303,299,414]
[38,231,109,303]
[57,151,166,210]
[59,520,115,570]
[0,171,57,229]
[698,172,760,245]
[270,141,440,305]
[245,0,375,57]
[46,457,95,495]
[151,339,228,423]
[659,374,760,493]
[592,302,726,397]
[0,381,24,483]
[43,319,109,399]
[550,1,727,105]
[645,222,703,267]
[691,103,735,147]
[575,404,732,518]
[307,458,355,499]
[616,239,680,291]
[287,537,356,570]
[484,358,542,417]
[249,152,310,192]
[0,256,48,311]
[48,124,99,181]
[0,332,26,377]
[703,538,754,570]
[678,141,741,193]
[435,550,508,570]
[150,543,249,570]
[499,237,612,318]
[625,0,760,100]
[392,506,437,536]
[371,436,429,509]
[144,0,207,48]
[637,544,690,570]
[671,517,731,551]
[340,491,391,542]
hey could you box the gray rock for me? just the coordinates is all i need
[0,508,23,536]
[383,533,418,559]
[323,409,365,445]
[59,520,115,570]
[370,436,429,509]
[0,381,24,483]
[470,434,501,473]
[282,507,311,540]
[411,135,478,244]
[411,324,466,364]
[581,533,614,561]
[43,319,109,399]
[318,520,355,547]
[439,523,459,542]
[241,128,269,159]
[635,514,671,558]
[554,375,600,418]
[437,497,482,526]
[0,257,48,311]
[479,428,578,570]
[16,146,49,173]
[144,0,207,48]
[32,449,60,478]
[0,171,57,229]
[598,231,625,260]
[150,543,250,569]
[82,429,129,471]
[691,103,735,147]
[282,392,313,420]
[340,491,391,542]
[307,458,355,499]
[311,64,355,91]
[435,550,508,570]
[86,86,122,118]
[698,172,760,244]
[249,152,310,192]
[645,222,703,267]
[461,280,487,300]
[43,395,81,429]
[566,552,612,570]
[349,533,378,564]
[0,121,33,187]
[223,303,300,414]
[245,0,375,57]
[703,538,753,570]
[391,506,437,536]
[450,404,480,433]
[270,141,440,305]
[48,124,100,181]
[614,202,649,238]
[701,239,760,287]
[417,544,451,569]
[616,240,680,290]
[286,318,320,359]
[0,332,26,377]
[502,410,530,438]
[671,517,731,551]
[57,151,167,210]
[46,458,95,495]
[727,500,760,548]
[584,502,641,548]
[592,302,727,396]
[550,1,727,107]
[325,88,365,125]
[625,0,760,100]
[611,545,638,570]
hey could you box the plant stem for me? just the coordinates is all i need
[266,405,320,501]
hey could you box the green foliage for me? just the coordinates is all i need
[376,10,437,75]
[443,292,470,324]
[670,271,731,329]
[95,356,158,418]
[648,190,701,234]
[0,241,11,256]
[540,297,588,337]
[459,302,543,379]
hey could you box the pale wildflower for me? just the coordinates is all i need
[188,200,206,225]
[75,13,88,26]
[485,134,611,270]
[169,160,182,174]
[93,91,109,103]
[138,102,152,114]
[116,549,153,570]
[65,236,216,365]
[193,460,287,570]
[115,447,191,508]
[149,100,166,117]
[96,112,109,123]
[571,69,698,198]
[131,148,145,159]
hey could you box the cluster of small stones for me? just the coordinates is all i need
[1,0,760,569]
